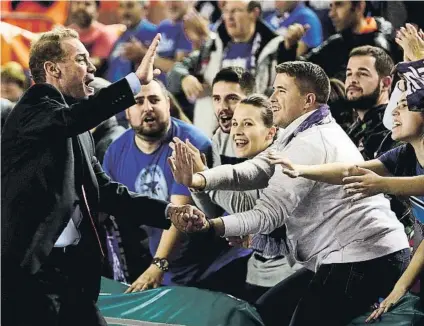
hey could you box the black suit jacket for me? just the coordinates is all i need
[1,78,171,278]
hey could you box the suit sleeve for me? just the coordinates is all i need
[19,78,136,139]
[93,157,171,230]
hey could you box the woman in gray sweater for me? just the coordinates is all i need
[171,95,303,302]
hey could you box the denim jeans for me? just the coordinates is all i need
[256,249,410,326]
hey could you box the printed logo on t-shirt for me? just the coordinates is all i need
[111,43,124,59]
[222,57,248,69]
[157,34,175,56]
[135,165,169,201]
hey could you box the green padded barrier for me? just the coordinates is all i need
[99,277,265,326]
[348,293,424,326]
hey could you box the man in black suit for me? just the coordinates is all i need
[1,27,202,326]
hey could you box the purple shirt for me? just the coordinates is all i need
[156,19,193,83]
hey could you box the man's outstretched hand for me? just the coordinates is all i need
[167,204,209,233]
[136,33,161,85]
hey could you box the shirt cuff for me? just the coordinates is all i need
[125,73,141,95]
[221,214,242,237]
[165,203,172,218]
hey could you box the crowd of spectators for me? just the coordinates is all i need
[2,1,424,325]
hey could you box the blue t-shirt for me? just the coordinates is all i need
[266,3,323,49]
[222,42,254,70]
[103,118,249,285]
[156,19,193,83]
[106,19,157,82]
[378,144,424,222]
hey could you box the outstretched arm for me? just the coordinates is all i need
[269,151,390,185]
[20,34,162,139]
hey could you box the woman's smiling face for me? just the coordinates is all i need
[230,103,275,158]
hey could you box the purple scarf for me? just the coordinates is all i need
[288,104,331,142]
[251,104,332,258]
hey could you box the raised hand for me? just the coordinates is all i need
[171,137,207,173]
[365,285,407,323]
[396,23,424,62]
[135,33,161,84]
[168,141,195,187]
[181,75,204,103]
[167,204,209,233]
[268,151,300,178]
[342,166,384,200]
[284,23,310,50]
[122,38,146,63]
[183,8,210,49]
[124,265,163,293]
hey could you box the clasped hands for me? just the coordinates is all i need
[167,203,209,233]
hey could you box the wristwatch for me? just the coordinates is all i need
[152,257,170,272]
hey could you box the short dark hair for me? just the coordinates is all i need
[29,27,79,83]
[212,66,255,95]
[247,1,261,13]
[275,61,331,104]
[349,45,394,77]
[350,1,373,16]
[151,78,169,98]
[239,94,274,128]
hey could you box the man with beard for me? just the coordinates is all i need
[68,0,118,73]
[345,45,396,160]
[210,67,256,166]
[345,46,413,229]
[102,79,251,294]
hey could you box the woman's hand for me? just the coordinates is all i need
[168,141,194,187]
[170,137,207,173]
[268,151,300,178]
[365,285,407,323]
[226,235,251,248]
[396,23,424,62]
[343,166,385,200]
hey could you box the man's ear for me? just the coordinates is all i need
[381,76,393,92]
[44,61,61,79]
[250,7,261,20]
[125,109,130,121]
[304,93,316,110]
[266,126,277,141]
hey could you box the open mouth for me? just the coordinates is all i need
[234,139,249,148]
[392,121,402,129]
[219,113,233,130]
[144,116,156,125]
[271,106,281,113]
[84,78,95,94]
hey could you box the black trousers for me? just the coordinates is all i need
[256,249,410,326]
[2,244,106,326]
[195,254,251,298]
